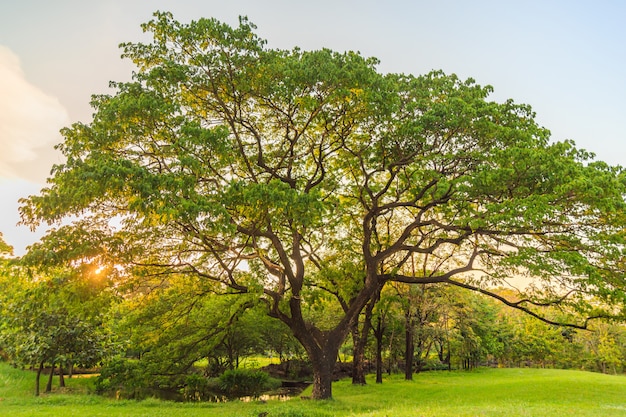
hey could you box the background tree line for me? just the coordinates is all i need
[1,231,624,398]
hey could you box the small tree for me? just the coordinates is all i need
[2,281,109,395]
[0,225,119,395]
[583,323,625,374]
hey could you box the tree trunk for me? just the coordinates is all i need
[280,271,382,399]
[415,341,423,374]
[404,309,414,380]
[46,363,55,393]
[279,323,339,400]
[287,320,342,399]
[311,357,334,399]
[35,361,44,396]
[59,366,65,388]
[351,298,375,385]
[387,321,396,376]
[226,338,235,370]
[374,315,384,384]
[351,326,366,385]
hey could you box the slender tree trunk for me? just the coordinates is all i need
[404,309,414,380]
[226,339,235,370]
[415,346,423,373]
[35,361,44,396]
[59,366,65,388]
[46,363,55,393]
[443,311,452,371]
[351,326,366,385]
[351,299,375,385]
[387,323,396,376]
[436,340,444,362]
[375,315,384,384]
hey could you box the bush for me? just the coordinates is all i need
[95,356,183,400]
[96,357,280,401]
[217,369,280,398]
[94,356,142,397]
[181,373,218,402]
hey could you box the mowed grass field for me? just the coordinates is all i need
[1,362,625,417]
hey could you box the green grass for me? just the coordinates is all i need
[1,362,625,416]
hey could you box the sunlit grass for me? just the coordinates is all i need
[1,362,625,416]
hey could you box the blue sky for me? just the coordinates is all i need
[1,0,625,254]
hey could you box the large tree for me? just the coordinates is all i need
[20,12,626,399]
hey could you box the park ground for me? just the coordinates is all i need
[1,363,625,416]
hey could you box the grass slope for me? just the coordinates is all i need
[1,363,624,416]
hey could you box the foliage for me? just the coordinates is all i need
[94,277,291,399]
[94,356,146,398]
[0,232,13,257]
[0,227,121,395]
[365,285,626,375]
[216,369,280,398]
[95,356,279,400]
[109,275,295,375]
[181,373,214,402]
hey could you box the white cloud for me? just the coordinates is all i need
[0,45,69,182]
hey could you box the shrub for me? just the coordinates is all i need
[95,356,183,400]
[95,357,280,401]
[94,356,142,397]
[217,369,280,397]
[181,373,218,402]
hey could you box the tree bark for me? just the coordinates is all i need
[35,361,44,396]
[277,269,381,399]
[59,366,65,388]
[311,355,335,400]
[404,308,414,380]
[46,363,55,393]
[284,314,343,399]
[374,315,384,384]
[290,314,350,399]
[351,298,375,385]
[351,326,366,385]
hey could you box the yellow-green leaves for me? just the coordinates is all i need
[225,179,326,232]
[0,232,13,257]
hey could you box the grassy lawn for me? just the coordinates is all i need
[1,362,625,416]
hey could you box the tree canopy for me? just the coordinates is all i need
[20,11,626,399]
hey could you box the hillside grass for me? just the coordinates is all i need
[1,362,625,416]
